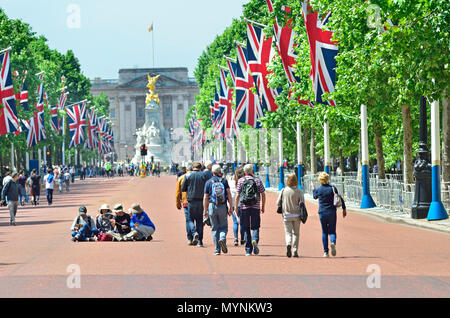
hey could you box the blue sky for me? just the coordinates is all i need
[1,0,248,80]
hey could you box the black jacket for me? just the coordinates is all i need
[181,170,208,201]
[1,179,19,202]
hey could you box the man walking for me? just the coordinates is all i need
[176,164,196,245]
[181,162,208,247]
[203,164,233,255]
[1,172,20,226]
[235,164,266,256]
[44,168,55,205]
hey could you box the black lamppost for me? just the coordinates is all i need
[411,96,432,219]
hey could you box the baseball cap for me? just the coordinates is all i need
[79,206,87,215]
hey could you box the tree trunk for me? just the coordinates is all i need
[402,104,414,188]
[442,96,449,190]
[302,126,309,173]
[339,149,345,176]
[310,128,317,174]
[374,121,386,179]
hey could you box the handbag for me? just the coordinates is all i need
[332,186,342,208]
[299,201,308,224]
[277,189,284,214]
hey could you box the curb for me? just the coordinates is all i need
[265,187,450,235]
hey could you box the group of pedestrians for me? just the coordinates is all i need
[70,202,156,242]
[175,160,347,258]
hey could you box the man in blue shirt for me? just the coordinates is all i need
[203,164,233,255]
[123,203,156,241]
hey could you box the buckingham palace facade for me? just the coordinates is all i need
[90,67,199,162]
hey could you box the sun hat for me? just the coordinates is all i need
[113,203,124,213]
[129,203,143,214]
[99,203,111,213]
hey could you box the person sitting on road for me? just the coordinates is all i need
[96,204,115,233]
[71,206,99,242]
[107,203,132,241]
[123,203,156,241]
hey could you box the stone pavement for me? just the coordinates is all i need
[0,174,449,298]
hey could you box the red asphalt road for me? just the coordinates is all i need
[0,175,449,298]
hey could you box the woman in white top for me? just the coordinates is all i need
[230,167,245,246]
[276,174,305,258]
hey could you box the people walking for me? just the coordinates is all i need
[176,164,196,245]
[44,168,55,205]
[57,168,65,193]
[17,170,28,206]
[29,169,41,206]
[311,172,347,257]
[1,172,20,226]
[181,162,208,247]
[277,174,305,258]
[231,167,245,246]
[234,164,266,256]
[203,164,233,255]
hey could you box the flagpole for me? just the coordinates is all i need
[152,24,155,68]
[0,46,12,54]
[243,18,267,28]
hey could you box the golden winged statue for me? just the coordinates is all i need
[145,74,160,105]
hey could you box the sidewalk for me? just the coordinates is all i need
[264,187,450,235]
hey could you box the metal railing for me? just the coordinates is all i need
[255,170,449,216]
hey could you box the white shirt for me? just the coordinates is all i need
[45,174,54,189]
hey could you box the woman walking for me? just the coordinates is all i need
[311,172,347,257]
[277,174,305,258]
[29,169,41,206]
[231,167,245,246]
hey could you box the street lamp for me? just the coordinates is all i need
[411,96,432,219]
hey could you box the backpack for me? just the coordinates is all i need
[210,178,226,205]
[241,177,258,206]
[97,232,112,241]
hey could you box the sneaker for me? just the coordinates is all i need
[146,235,153,241]
[245,252,251,256]
[252,240,259,255]
[330,243,336,256]
[188,240,193,246]
[71,236,77,242]
[234,239,239,246]
[192,233,199,246]
[197,241,203,247]
[286,245,292,258]
[293,252,299,258]
[219,240,228,254]
[214,251,220,256]
[240,240,245,245]
[323,252,329,258]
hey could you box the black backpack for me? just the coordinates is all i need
[241,177,258,206]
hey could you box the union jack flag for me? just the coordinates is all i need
[35,73,45,111]
[246,23,282,113]
[0,51,21,136]
[267,0,314,108]
[302,1,338,106]
[86,108,98,150]
[218,68,234,139]
[49,103,59,132]
[235,45,262,128]
[67,101,86,148]
[225,59,240,139]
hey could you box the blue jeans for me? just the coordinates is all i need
[71,225,99,241]
[188,200,204,243]
[46,189,53,204]
[232,209,245,241]
[319,211,337,253]
[209,203,228,253]
[18,185,26,205]
[184,206,195,241]
[240,208,261,254]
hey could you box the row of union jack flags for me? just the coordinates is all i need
[0,49,114,155]
[189,0,337,149]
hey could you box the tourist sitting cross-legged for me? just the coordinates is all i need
[123,203,156,241]
[71,206,99,242]
[107,203,132,241]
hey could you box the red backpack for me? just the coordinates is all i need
[97,232,112,241]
